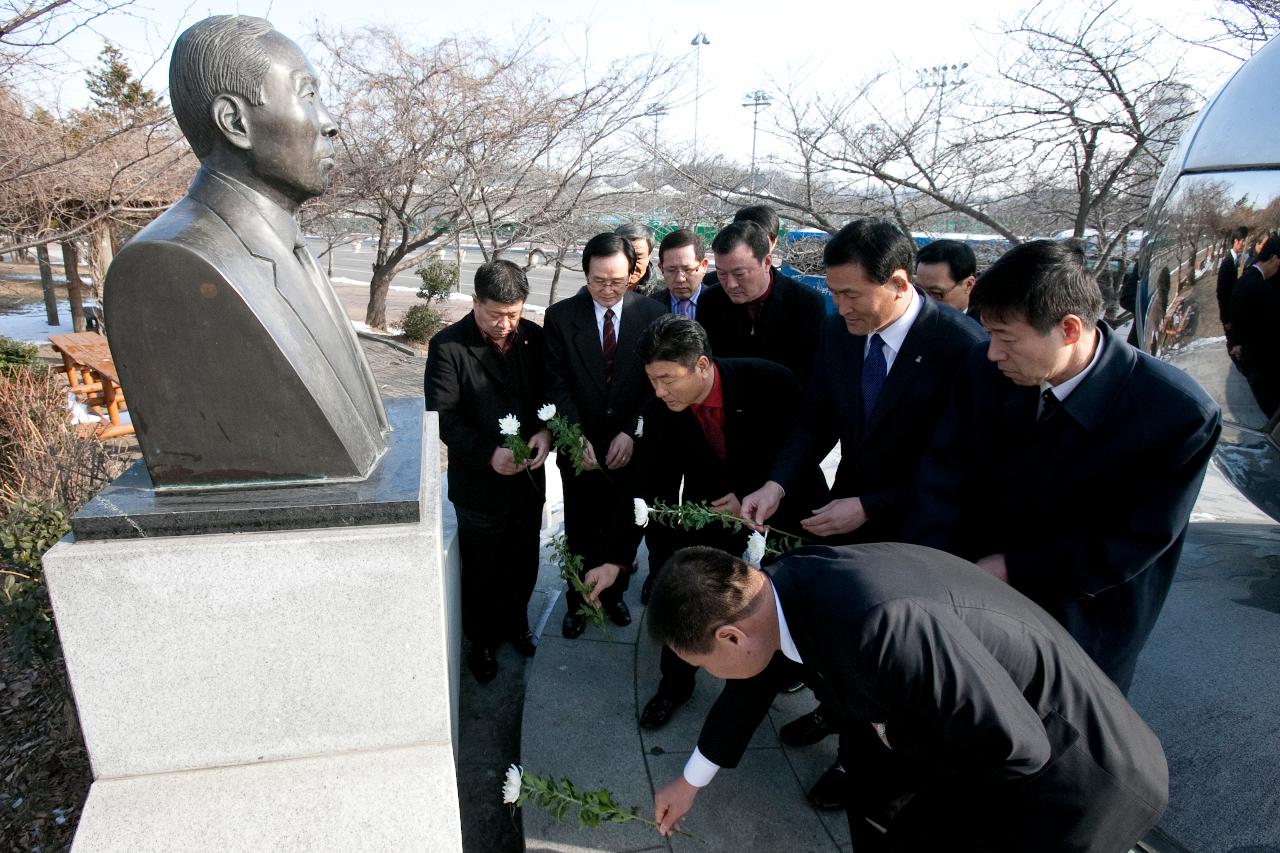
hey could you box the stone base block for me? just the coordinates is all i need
[71,744,462,852]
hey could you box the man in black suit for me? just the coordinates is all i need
[1230,234,1280,417]
[740,219,986,806]
[648,544,1168,852]
[1216,225,1249,351]
[581,316,828,729]
[696,220,827,385]
[544,233,668,638]
[425,261,551,681]
[906,239,1222,694]
[649,228,713,320]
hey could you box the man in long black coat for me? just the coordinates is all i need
[1216,225,1248,350]
[544,233,668,637]
[425,260,551,681]
[906,239,1222,693]
[1230,234,1280,417]
[648,544,1169,853]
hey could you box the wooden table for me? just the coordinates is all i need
[49,332,134,439]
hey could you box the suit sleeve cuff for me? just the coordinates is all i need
[683,748,720,787]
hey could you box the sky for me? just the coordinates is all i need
[19,0,1247,168]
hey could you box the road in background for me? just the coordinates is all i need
[308,240,568,310]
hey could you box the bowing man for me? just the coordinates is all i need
[648,544,1169,853]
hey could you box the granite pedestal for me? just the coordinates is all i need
[42,403,464,852]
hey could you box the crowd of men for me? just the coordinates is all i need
[425,207,1222,852]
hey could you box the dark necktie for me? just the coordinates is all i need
[862,333,887,425]
[1038,388,1060,424]
[602,308,617,381]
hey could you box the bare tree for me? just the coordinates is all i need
[314,26,674,328]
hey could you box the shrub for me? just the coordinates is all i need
[0,335,39,373]
[401,304,444,343]
[0,500,68,665]
[415,258,457,304]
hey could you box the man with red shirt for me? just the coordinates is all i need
[696,221,828,385]
[583,315,828,729]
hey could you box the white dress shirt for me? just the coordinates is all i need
[864,285,922,374]
[594,298,624,348]
[682,577,802,787]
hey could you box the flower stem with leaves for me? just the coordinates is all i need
[549,534,607,634]
[504,765,702,842]
[640,499,809,556]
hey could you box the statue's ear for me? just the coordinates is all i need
[211,94,252,151]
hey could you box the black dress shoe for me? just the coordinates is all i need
[562,611,586,639]
[468,646,497,682]
[603,599,631,627]
[639,692,689,729]
[779,707,833,746]
[510,630,538,657]
[807,762,848,810]
[640,573,655,605]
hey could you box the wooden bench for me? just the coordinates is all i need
[49,332,134,439]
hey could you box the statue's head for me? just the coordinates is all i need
[170,16,339,206]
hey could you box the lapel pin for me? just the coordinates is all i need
[915,355,922,363]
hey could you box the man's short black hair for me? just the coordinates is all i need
[970,239,1103,333]
[711,220,770,262]
[647,546,764,655]
[916,239,976,283]
[614,222,654,251]
[822,219,915,284]
[1258,235,1280,263]
[733,205,780,240]
[658,228,706,266]
[473,259,528,304]
[582,232,637,277]
[637,314,711,369]
[1232,225,1250,242]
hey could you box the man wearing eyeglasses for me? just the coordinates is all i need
[544,233,668,638]
[651,228,714,321]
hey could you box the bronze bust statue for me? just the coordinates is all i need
[104,15,389,488]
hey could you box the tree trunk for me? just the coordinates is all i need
[89,220,114,298]
[62,240,86,332]
[37,243,59,326]
[365,264,395,330]
[547,244,571,304]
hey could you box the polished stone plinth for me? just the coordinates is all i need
[69,398,423,540]
[42,410,464,852]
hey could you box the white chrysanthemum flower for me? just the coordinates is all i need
[498,414,521,436]
[744,531,767,566]
[633,498,649,527]
[537,403,556,422]
[502,764,523,804]
[635,416,644,437]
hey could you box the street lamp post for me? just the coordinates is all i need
[690,31,709,162]
[742,89,772,185]
[917,61,969,162]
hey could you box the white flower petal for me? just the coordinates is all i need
[498,414,521,436]
[502,764,523,804]
[635,416,644,437]
[537,403,556,422]
[744,531,767,566]
[633,498,649,527]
